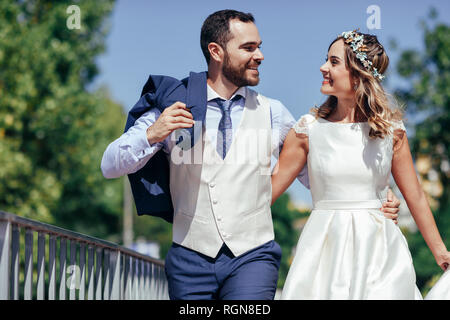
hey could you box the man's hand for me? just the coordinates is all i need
[146,102,194,145]
[381,188,401,224]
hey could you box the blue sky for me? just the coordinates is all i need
[93,0,450,208]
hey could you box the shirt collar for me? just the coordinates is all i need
[207,84,247,102]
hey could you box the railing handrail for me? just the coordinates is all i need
[0,210,163,267]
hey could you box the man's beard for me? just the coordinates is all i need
[222,52,260,87]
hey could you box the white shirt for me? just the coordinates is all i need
[101,85,309,188]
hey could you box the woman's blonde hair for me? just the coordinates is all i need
[312,32,403,139]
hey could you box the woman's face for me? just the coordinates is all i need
[319,39,355,99]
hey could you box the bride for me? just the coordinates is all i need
[271,30,450,299]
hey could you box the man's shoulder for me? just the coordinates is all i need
[140,74,185,97]
[264,96,291,116]
[141,71,207,96]
[266,97,286,110]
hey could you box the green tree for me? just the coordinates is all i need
[271,193,310,288]
[394,9,450,292]
[0,0,125,241]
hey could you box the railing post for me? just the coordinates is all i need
[119,253,125,300]
[69,240,77,300]
[87,245,94,300]
[0,221,11,300]
[144,261,150,300]
[149,263,155,300]
[110,250,121,300]
[95,247,103,300]
[37,232,46,300]
[79,243,86,300]
[131,257,137,299]
[163,270,168,299]
[59,237,67,300]
[48,235,57,300]
[10,225,19,300]
[154,265,160,300]
[124,254,131,300]
[156,266,161,299]
[103,249,110,300]
[139,259,145,300]
[24,229,33,300]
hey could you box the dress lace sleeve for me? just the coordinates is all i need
[391,120,407,152]
[392,120,406,132]
[293,114,315,136]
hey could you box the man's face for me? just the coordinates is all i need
[221,19,264,87]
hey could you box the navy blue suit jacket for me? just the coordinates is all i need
[124,71,207,223]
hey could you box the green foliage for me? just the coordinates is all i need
[406,205,450,292]
[0,0,125,241]
[394,10,450,292]
[395,13,449,208]
[271,193,310,288]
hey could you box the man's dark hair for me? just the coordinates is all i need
[200,10,255,64]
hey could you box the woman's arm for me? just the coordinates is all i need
[271,128,308,205]
[391,132,449,270]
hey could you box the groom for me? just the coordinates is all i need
[101,10,401,300]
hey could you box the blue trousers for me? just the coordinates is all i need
[164,240,282,300]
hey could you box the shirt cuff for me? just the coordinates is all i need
[129,129,162,160]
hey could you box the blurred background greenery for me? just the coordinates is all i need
[392,10,450,294]
[0,1,448,295]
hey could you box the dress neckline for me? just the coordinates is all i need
[319,117,368,125]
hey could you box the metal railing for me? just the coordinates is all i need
[0,211,168,300]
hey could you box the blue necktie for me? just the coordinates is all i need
[216,98,234,159]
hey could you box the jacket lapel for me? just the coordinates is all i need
[186,71,207,122]
[184,71,208,148]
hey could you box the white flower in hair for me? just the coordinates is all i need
[339,29,385,81]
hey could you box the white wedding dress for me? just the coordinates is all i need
[281,114,428,300]
[425,269,450,299]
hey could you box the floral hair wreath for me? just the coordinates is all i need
[340,30,385,81]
